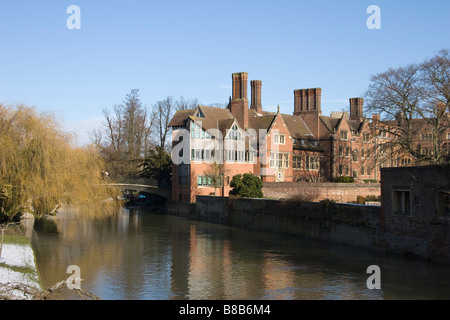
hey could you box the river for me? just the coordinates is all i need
[31,207,450,300]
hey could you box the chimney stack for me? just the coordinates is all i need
[349,97,364,121]
[230,72,249,128]
[372,114,380,123]
[293,88,322,115]
[250,80,263,114]
[232,72,248,100]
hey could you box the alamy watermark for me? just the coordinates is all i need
[66,265,82,290]
[66,5,81,30]
[367,5,381,30]
[366,265,381,290]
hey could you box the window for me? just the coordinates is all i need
[274,134,286,144]
[401,158,412,166]
[345,147,350,157]
[269,153,289,168]
[344,165,349,175]
[361,148,365,158]
[245,151,255,163]
[340,131,348,140]
[339,146,343,157]
[361,166,365,176]
[305,156,319,170]
[229,125,243,141]
[338,164,343,175]
[393,190,411,216]
[293,155,302,169]
[421,133,433,140]
[352,170,358,179]
[437,191,450,216]
[353,150,359,162]
[363,133,371,142]
[197,175,222,187]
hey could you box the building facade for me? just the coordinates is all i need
[169,72,450,203]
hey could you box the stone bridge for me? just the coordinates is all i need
[107,178,172,200]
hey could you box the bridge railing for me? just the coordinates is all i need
[110,177,171,190]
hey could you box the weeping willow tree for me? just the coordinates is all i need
[0,104,123,224]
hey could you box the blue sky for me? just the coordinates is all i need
[1,0,449,145]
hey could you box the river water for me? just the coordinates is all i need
[31,207,450,300]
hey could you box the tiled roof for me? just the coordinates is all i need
[281,114,314,139]
[319,116,341,133]
[197,105,233,120]
[189,117,220,131]
[218,119,236,136]
[168,109,196,127]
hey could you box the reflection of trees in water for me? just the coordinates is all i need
[33,209,450,300]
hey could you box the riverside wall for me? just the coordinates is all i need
[168,195,450,264]
[262,182,381,203]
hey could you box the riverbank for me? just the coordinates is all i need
[0,234,42,300]
[168,196,450,265]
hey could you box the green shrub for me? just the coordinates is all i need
[333,176,354,183]
[229,173,263,198]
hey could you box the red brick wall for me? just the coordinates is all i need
[262,181,381,203]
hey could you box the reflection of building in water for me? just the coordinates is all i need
[262,252,296,299]
[184,224,265,299]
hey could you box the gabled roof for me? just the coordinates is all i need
[249,115,276,135]
[320,115,341,133]
[281,114,314,139]
[320,115,367,135]
[197,105,233,120]
[218,118,236,137]
[168,109,196,127]
[189,116,219,131]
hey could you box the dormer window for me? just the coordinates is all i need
[196,109,205,118]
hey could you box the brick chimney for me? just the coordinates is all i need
[230,72,249,128]
[293,88,322,115]
[372,114,380,123]
[250,80,263,114]
[349,97,364,121]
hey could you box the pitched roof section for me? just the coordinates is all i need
[319,115,341,134]
[189,117,219,131]
[168,109,196,127]
[198,105,233,120]
[281,114,314,139]
[218,119,236,137]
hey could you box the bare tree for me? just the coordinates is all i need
[90,89,154,177]
[203,161,230,196]
[176,96,199,111]
[153,96,176,151]
[364,49,450,165]
[417,49,450,163]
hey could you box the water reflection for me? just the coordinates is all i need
[32,208,450,300]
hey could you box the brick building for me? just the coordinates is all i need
[169,72,378,202]
[169,71,450,203]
